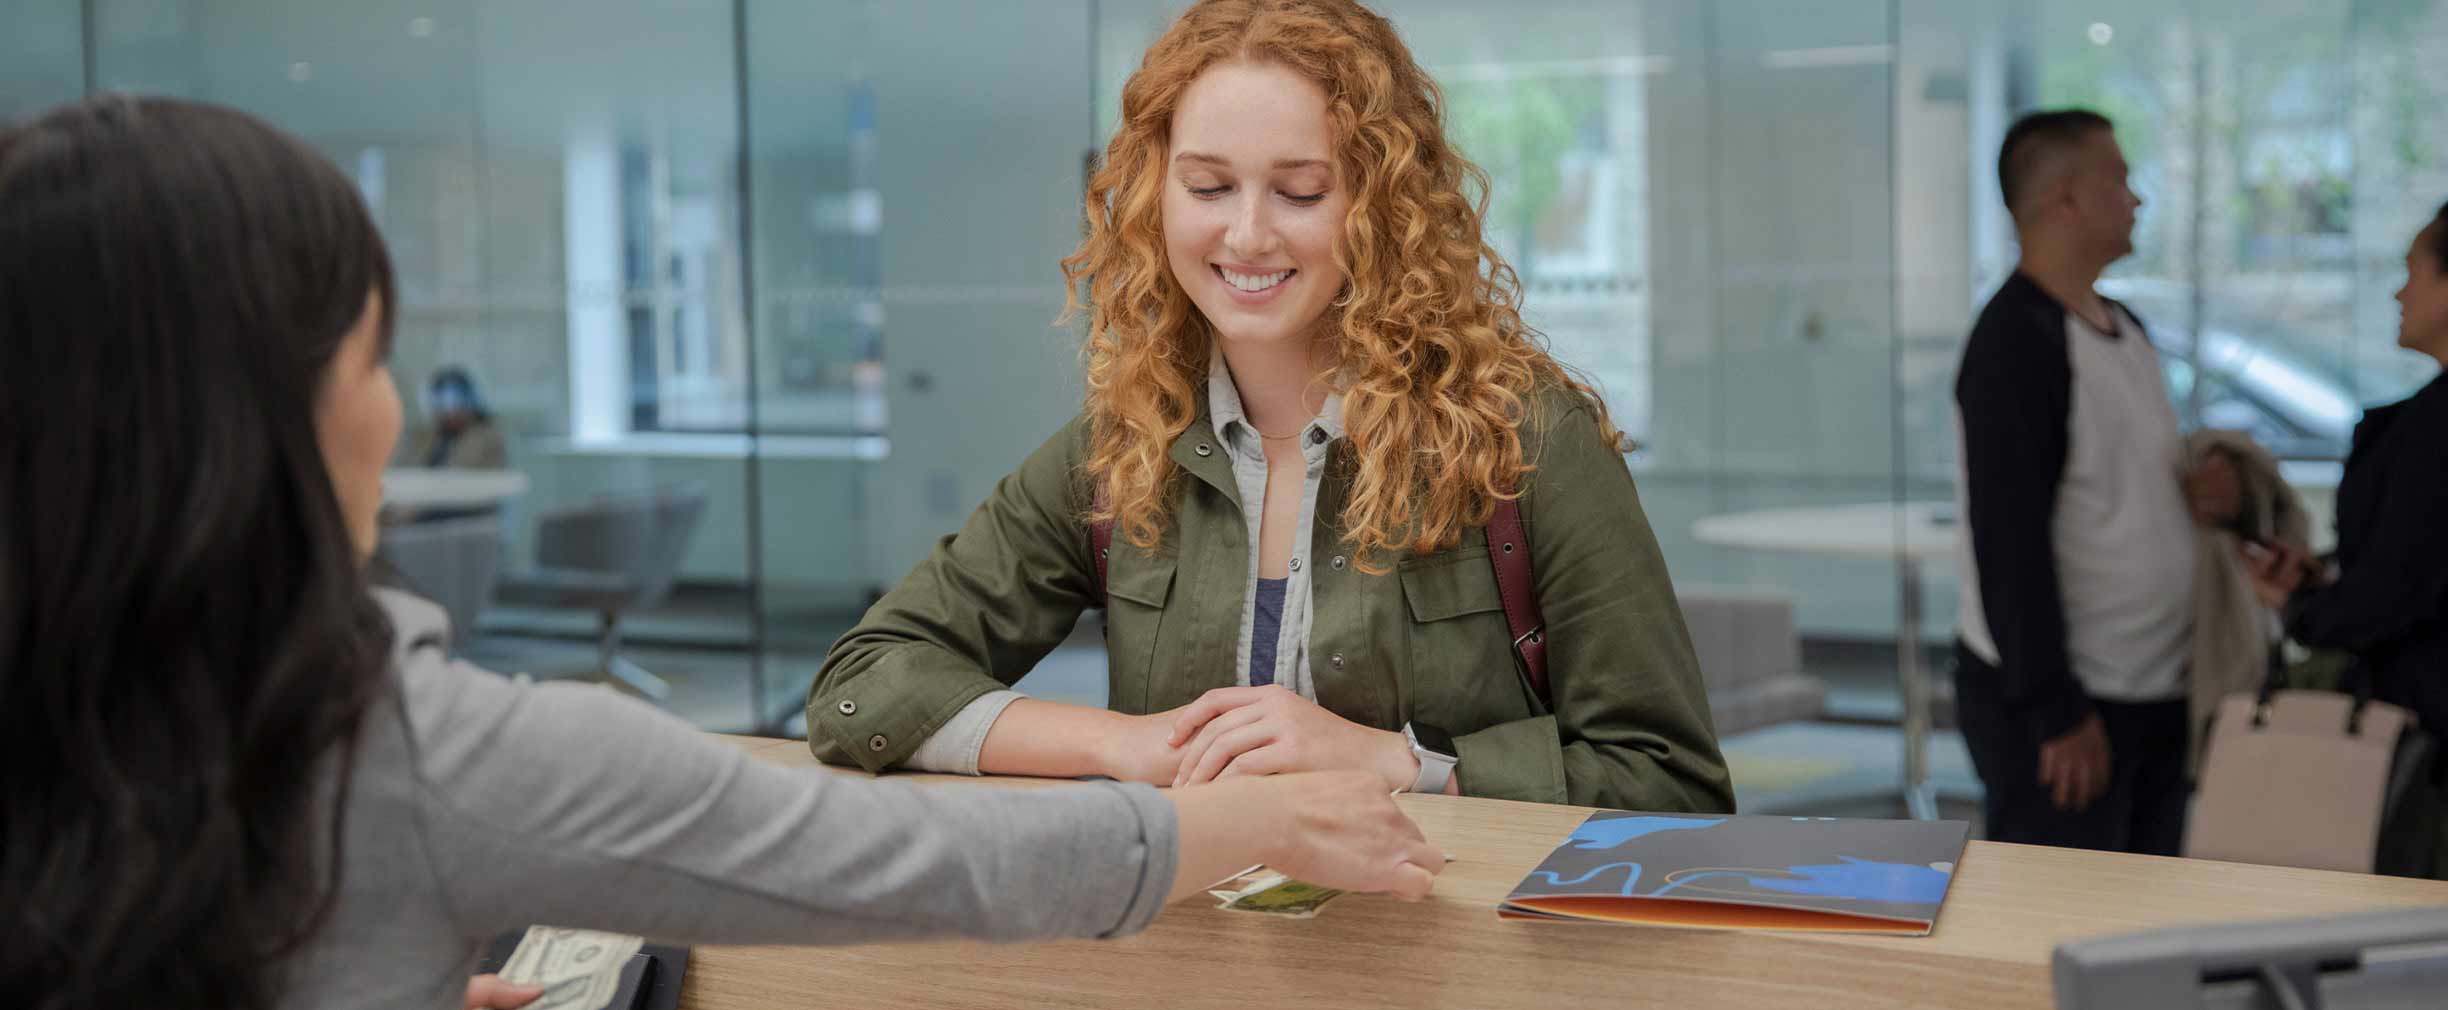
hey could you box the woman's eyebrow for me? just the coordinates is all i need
[1171,151,1328,171]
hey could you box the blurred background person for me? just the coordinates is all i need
[402,366,506,470]
[1952,109,2237,856]
[2243,201,2448,777]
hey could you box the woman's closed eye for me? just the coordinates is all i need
[1182,181,1328,206]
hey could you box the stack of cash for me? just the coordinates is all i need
[1207,865,1346,919]
[496,926,645,1010]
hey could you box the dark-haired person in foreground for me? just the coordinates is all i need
[1950,109,2232,855]
[0,95,1441,1010]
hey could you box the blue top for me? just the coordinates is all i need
[1249,577,1289,687]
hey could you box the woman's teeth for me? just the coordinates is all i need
[1221,267,1292,292]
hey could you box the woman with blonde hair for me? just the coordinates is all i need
[807,0,1730,812]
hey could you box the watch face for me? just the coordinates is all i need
[1410,722,1457,761]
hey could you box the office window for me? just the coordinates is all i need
[1444,59,1652,443]
[2014,0,2448,458]
[611,138,752,434]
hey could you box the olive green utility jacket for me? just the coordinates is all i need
[806,388,1733,812]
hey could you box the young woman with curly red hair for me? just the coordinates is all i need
[808,0,1731,813]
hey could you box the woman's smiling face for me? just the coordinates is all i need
[1163,59,1350,351]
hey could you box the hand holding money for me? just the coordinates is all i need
[1255,772,1445,901]
[1167,771,1445,907]
[463,974,543,1009]
[495,927,645,1010]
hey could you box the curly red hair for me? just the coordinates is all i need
[1062,0,1614,572]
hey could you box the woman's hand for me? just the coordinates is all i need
[2236,540,2320,610]
[463,975,542,1009]
[1167,685,1418,791]
[2182,451,2243,527]
[1167,771,1445,903]
[1094,707,1191,785]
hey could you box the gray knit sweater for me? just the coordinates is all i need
[276,589,1177,1009]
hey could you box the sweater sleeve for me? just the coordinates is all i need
[1956,296,2093,741]
[805,418,1100,771]
[380,595,1175,948]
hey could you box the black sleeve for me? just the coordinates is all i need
[2284,412,2448,655]
[1956,301,2094,741]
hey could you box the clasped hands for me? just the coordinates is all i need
[1100,685,1424,792]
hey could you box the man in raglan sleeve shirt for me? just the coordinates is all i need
[1951,108,2235,855]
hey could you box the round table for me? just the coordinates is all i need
[382,468,530,511]
[1693,501,1958,820]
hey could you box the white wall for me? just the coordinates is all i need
[0,0,83,122]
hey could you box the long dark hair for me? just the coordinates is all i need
[2430,200,2448,270]
[0,96,398,1010]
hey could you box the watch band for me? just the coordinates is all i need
[1404,723,1458,795]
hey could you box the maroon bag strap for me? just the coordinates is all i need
[1090,491,1114,602]
[1484,496,1550,706]
[1088,489,1548,706]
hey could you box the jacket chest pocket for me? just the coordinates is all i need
[1103,552,1178,715]
[1397,548,1535,729]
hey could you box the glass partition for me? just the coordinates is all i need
[743,0,1103,728]
[89,0,770,729]
[15,3,2444,802]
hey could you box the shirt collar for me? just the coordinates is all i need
[1206,344,1346,451]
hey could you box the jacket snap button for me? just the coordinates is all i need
[1330,555,1346,570]
[1289,557,1302,572]
[867,734,889,752]
[837,700,857,716]
[1194,442,1213,457]
[1330,653,1346,670]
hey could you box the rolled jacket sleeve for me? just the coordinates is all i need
[807,420,1100,771]
[905,690,1028,775]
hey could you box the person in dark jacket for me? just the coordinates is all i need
[2243,202,2448,741]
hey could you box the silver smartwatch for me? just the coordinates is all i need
[1403,722,1458,795]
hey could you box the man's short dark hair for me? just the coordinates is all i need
[1999,108,2114,217]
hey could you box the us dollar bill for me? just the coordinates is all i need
[497,926,644,1010]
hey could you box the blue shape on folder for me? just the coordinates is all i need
[1746,857,1952,905]
[1527,861,1646,896]
[1565,816,1725,851]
